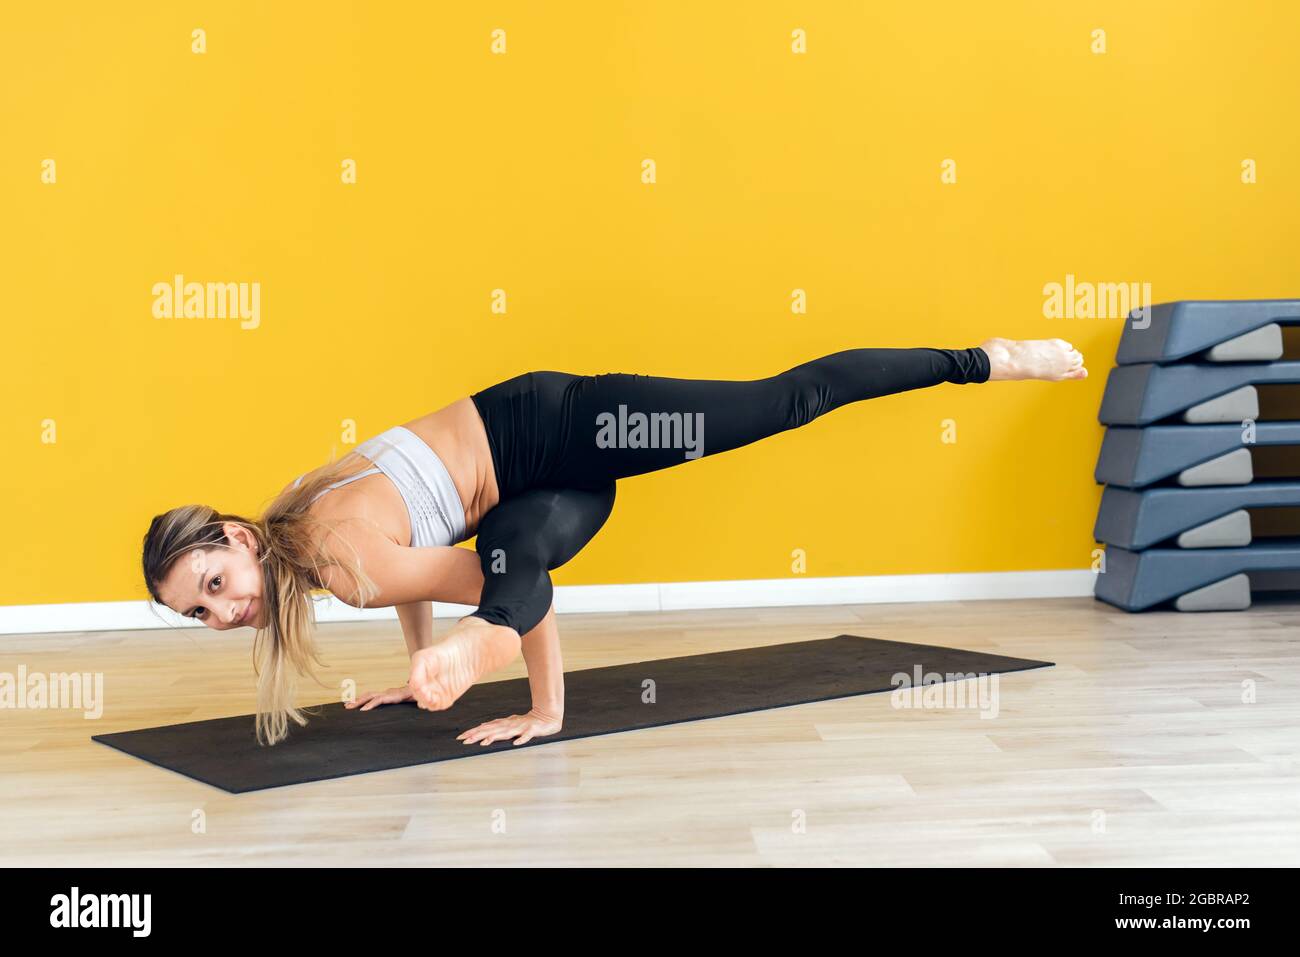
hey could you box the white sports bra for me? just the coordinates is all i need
[293,426,469,547]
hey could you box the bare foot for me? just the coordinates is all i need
[408,617,522,711]
[979,337,1087,381]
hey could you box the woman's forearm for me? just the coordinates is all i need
[521,604,565,717]
[396,600,435,657]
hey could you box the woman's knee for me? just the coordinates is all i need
[771,369,829,429]
[474,558,553,635]
[545,483,616,567]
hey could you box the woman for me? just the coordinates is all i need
[142,337,1086,747]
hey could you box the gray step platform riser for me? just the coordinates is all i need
[1094,543,1300,611]
[1101,301,1300,611]
[1095,422,1300,489]
[1100,362,1300,426]
[1095,481,1300,549]
[1116,300,1300,365]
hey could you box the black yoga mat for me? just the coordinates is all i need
[92,635,1052,793]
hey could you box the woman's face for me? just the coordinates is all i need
[156,522,266,630]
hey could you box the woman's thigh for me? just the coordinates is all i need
[475,482,618,569]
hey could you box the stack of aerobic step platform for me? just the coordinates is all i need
[1094,299,1300,611]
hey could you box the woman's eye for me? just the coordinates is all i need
[209,576,222,592]
[194,608,206,619]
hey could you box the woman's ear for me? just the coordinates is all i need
[222,521,256,552]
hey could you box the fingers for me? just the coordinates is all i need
[456,719,508,741]
[456,720,498,742]
[349,688,411,711]
[455,715,558,747]
[468,723,516,746]
[458,716,526,746]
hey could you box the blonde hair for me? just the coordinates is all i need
[142,453,380,745]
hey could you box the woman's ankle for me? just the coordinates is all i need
[977,338,1013,380]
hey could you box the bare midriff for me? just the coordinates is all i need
[303,397,501,548]
[399,397,501,540]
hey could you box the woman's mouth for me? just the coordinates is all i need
[240,602,255,626]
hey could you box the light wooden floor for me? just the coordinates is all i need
[2,596,1297,867]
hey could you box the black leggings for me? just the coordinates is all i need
[466,346,990,635]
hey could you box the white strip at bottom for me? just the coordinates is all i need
[0,569,1098,636]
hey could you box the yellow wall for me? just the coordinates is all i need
[3,2,1298,606]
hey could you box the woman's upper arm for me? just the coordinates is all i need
[320,528,486,607]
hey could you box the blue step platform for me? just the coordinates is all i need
[1094,421,1300,489]
[1117,299,1300,365]
[1095,540,1300,611]
[1094,298,1300,611]
[1100,360,1300,426]
[1094,479,1300,549]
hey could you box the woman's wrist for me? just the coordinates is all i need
[531,700,564,721]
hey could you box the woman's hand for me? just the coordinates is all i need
[345,685,415,711]
[457,707,563,747]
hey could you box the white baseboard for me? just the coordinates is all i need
[0,569,1097,636]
